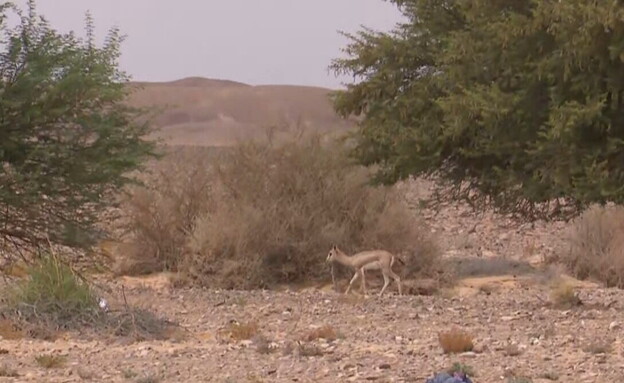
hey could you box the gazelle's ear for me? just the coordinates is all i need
[332,244,337,250]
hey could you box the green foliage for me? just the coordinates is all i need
[0,0,156,247]
[332,0,624,218]
[7,253,99,323]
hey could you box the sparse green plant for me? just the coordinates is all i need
[448,362,474,377]
[35,354,67,369]
[0,364,19,377]
[438,327,474,354]
[7,254,99,324]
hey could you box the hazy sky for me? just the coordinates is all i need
[13,1,403,89]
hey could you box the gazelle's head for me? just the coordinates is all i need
[326,245,339,263]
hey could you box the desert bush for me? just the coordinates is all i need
[118,147,216,274]
[120,131,440,288]
[35,354,67,369]
[438,327,474,354]
[1,253,175,340]
[6,253,100,324]
[560,204,624,287]
[549,279,582,308]
[0,364,18,377]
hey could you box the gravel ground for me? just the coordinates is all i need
[1,275,623,383]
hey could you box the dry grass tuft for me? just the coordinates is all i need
[539,371,559,381]
[506,377,533,383]
[583,338,613,354]
[119,131,441,289]
[0,319,24,340]
[35,354,66,369]
[302,325,337,342]
[504,344,523,356]
[252,334,276,354]
[122,368,138,379]
[560,204,624,287]
[549,279,582,308]
[1,254,177,342]
[221,321,260,341]
[297,342,324,357]
[0,364,19,377]
[136,374,162,383]
[438,327,474,354]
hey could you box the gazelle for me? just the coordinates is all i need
[326,245,403,297]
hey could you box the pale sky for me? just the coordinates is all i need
[13,0,404,89]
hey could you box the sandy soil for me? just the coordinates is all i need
[1,272,623,382]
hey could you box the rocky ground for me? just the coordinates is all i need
[1,275,623,382]
[1,178,620,383]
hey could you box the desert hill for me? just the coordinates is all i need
[126,77,357,146]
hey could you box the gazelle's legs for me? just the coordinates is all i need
[345,269,362,295]
[360,269,367,295]
[388,269,402,295]
[379,271,391,297]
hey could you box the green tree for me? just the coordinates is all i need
[332,0,624,218]
[0,1,156,247]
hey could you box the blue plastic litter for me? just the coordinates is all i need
[426,372,473,383]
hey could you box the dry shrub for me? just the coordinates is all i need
[561,204,624,287]
[120,131,440,288]
[296,342,324,357]
[35,354,66,369]
[0,319,24,340]
[549,279,582,308]
[1,254,176,341]
[0,364,18,377]
[438,327,474,354]
[118,147,216,274]
[582,338,613,354]
[220,321,260,341]
[504,344,523,357]
[302,325,337,342]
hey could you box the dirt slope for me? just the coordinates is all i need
[126,77,356,146]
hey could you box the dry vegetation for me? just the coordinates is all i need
[560,204,624,287]
[549,279,582,308]
[0,254,176,342]
[34,354,67,369]
[438,327,474,354]
[118,131,440,289]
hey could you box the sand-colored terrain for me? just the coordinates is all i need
[1,79,622,382]
[126,77,356,147]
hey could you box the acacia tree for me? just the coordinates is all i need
[332,0,624,218]
[0,1,156,248]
